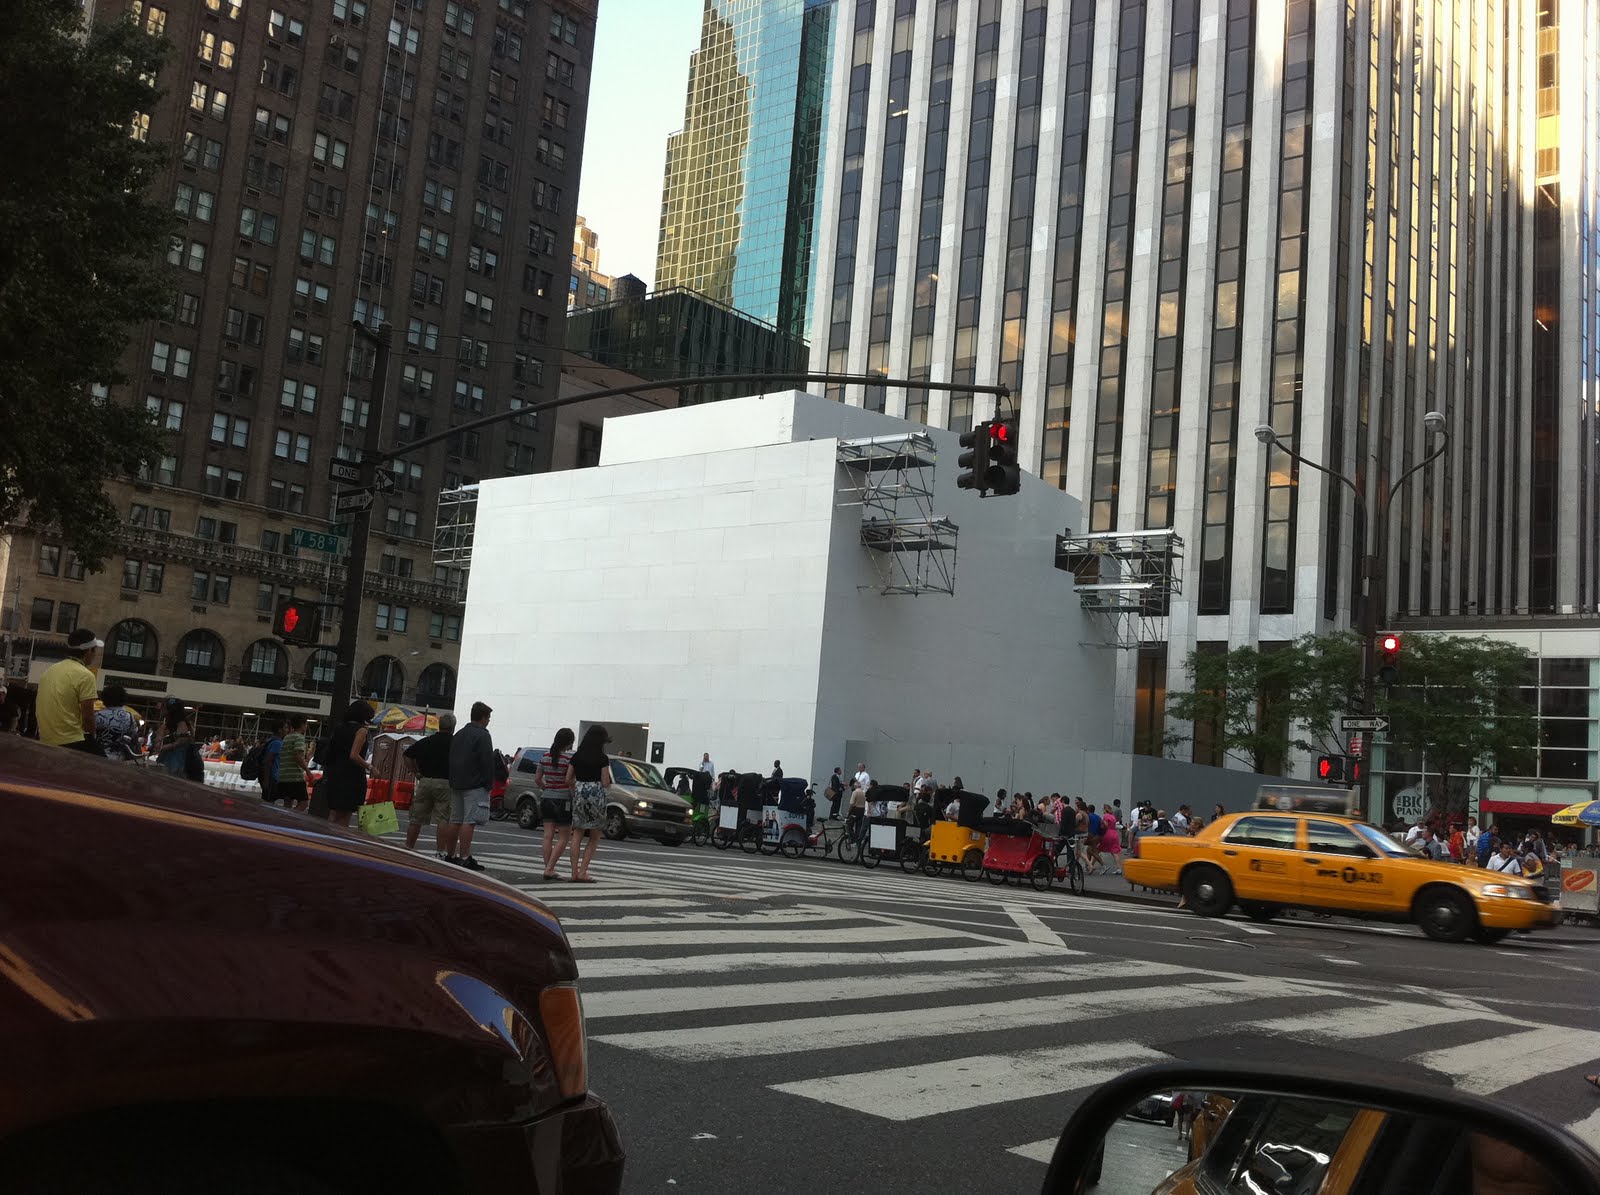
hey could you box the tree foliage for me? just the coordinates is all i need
[0,0,173,568]
[1380,635,1537,818]
[1166,632,1535,813]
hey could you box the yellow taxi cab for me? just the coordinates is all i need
[1123,787,1559,943]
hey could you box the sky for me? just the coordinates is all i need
[575,0,705,287]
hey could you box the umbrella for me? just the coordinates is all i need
[1551,801,1600,827]
[371,704,424,728]
[399,712,439,733]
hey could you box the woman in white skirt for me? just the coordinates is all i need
[563,724,612,883]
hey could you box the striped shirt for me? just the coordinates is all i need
[538,750,572,792]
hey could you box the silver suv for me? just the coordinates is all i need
[507,753,691,846]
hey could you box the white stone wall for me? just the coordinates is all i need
[457,392,1118,782]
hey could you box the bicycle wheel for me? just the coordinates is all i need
[781,835,805,859]
[861,845,882,869]
[740,828,761,854]
[713,827,733,851]
[837,834,861,865]
[1029,856,1054,892]
[691,822,710,847]
[899,842,925,875]
[1067,858,1085,895]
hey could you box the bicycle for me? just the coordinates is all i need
[689,802,714,846]
[1052,833,1086,895]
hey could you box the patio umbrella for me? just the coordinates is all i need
[371,704,423,729]
[1551,801,1600,827]
[399,712,439,733]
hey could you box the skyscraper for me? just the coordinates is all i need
[4,0,595,733]
[656,0,834,342]
[809,0,1600,741]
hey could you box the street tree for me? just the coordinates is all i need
[1378,635,1536,821]
[0,0,172,568]
[1164,633,1363,774]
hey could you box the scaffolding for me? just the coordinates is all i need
[433,484,479,568]
[836,432,958,596]
[1054,528,1185,647]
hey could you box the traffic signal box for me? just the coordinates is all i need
[956,418,1022,496]
[1316,754,1365,787]
[1377,632,1402,685]
[272,597,323,646]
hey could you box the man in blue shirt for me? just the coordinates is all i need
[262,722,284,804]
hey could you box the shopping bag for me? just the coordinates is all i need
[358,800,399,837]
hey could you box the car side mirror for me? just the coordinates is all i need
[1042,1062,1600,1195]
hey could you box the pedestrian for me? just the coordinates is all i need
[853,760,872,797]
[93,684,140,760]
[1169,804,1192,835]
[1211,803,1226,823]
[1447,822,1467,863]
[910,768,922,794]
[537,726,576,881]
[826,767,845,819]
[564,723,612,882]
[402,713,457,856]
[153,697,205,781]
[260,721,284,805]
[1485,841,1523,876]
[1477,822,1501,867]
[319,700,375,828]
[848,776,869,842]
[1101,804,1123,874]
[915,769,935,799]
[275,714,312,812]
[35,627,104,752]
[447,701,496,871]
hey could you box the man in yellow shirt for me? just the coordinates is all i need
[36,628,103,751]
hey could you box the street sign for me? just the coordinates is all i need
[1340,714,1390,733]
[1347,734,1365,758]
[334,489,375,514]
[327,460,364,485]
[290,527,343,553]
[329,522,351,538]
[370,470,396,494]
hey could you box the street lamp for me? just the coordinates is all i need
[1254,411,1450,813]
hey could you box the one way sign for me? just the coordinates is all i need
[328,459,363,485]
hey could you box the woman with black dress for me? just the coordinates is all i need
[563,724,612,883]
[319,700,374,827]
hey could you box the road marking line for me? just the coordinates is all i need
[583,958,1193,1019]
[1566,1107,1600,1152]
[1005,903,1066,948]
[1243,999,1512,1041]
[1006,1138,1058,1165]
[771,1043,1171,1121]
[1413,1028,1600,1095]
[594,976,1310,1062]
[577,942,1072,980]
[567,922,951,949]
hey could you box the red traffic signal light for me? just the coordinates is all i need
[273,597,322,646]
[1377,631,1401,685]
[986,419,1021,496]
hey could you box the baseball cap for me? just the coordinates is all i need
[66,628,104,651]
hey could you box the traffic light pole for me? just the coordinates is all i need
[1257,422,1448,820]
[330,321,392,714]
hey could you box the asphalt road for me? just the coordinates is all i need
[454,821,1600,1194]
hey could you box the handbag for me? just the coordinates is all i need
[358,800,399,837]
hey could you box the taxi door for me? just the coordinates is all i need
[1216,814,1302,904]
[1298,818,1394,913]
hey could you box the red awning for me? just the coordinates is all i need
[1479,800,1572,817]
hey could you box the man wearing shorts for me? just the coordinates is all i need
[403,713,457,856]
[447,702,495,872]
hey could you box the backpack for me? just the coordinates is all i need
[239,743,267,782]
[1088,812,1104,836]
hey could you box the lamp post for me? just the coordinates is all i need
[1253,411,1449,816]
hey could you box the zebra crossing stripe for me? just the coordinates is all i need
[578,941,1070,980]
[1243,1000,1514,1041]
[567,922,953,950]
[582,958,1193,1020]
[1413,1028,1600,1096]
[772,1042,1171,1121]
[1006,1139,1059,1165]
[593,976,1313,1062]
[1565,1106,1600,1152]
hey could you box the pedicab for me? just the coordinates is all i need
[854,785,926,872]
[921,789,991,881]
[980,816,1062,890]
[759,777,813,857]
[712,772,764,852]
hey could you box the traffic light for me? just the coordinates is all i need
[1348,757,1365,785]
[1317,755,1347,784]
[986,419,1021,496]
[273,596,322,646]
[957,420,993,493]
[1377,632,1402,685]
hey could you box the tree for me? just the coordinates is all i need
[1165,633,1362,773]
[0,0,172,568]
[1379,635,1536,821]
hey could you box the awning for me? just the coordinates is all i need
[1480,800,1576,817]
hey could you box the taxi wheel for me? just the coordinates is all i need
[1182,865,1233,917]
[1240,902,1282,923]
[1471,927,1510,944]
[1415,887,1475,943]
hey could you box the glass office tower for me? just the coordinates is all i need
[656,0,833,342]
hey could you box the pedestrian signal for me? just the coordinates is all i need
[1317,755,1346,783]
[273,597,322,646]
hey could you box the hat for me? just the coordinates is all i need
[66,628,103,652]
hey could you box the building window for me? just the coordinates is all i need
[55,601,80,635]
[29,598,54,632]
[107,619,158,672]
[176,630,225,680]
[37,544,60,576]
[375,604,410,632]
[268,9,305,44]
[576,422,602,468]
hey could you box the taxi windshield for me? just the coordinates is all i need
[1353,823,1415,858]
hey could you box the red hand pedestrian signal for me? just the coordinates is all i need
[273,597,321,646]
[282,606,300,634]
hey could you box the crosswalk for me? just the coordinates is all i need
[481,848,1600,1175]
